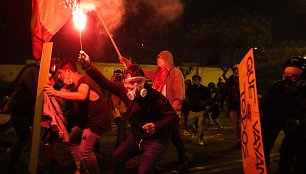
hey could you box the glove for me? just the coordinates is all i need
[114,117,121,126]
[78,51,91,70]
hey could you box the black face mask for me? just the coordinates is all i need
[283,76,301,94]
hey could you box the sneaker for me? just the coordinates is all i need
[191,133,197,139]
[183,130,191,136]
[217,126,224,134]
[198,140,204,145]
[218,126,224,131]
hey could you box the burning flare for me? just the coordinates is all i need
[72,6,87,32]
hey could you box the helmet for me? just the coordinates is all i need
[282,57,306,79]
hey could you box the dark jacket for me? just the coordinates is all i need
[261,81,306,135]
[186,84,210,112]
[85,66,179,143]
[8,64,39,121]
[224,74,240,110]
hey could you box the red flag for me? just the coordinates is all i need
[31,0,71,59]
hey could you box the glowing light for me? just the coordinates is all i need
[60,0,96,51]
[80,3,96,11]
[60,0,77,10]
[72,6,87,32]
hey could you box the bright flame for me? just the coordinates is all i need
[61,0,77,10]
[80,3,96,11]
[72,6,87,32]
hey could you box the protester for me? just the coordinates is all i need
[224,64,241,147]
[261,57,306,174]
[143,50,188,167]
[40,69,68,172]
[182,79,192,135]
[206,82,223,131]
[44,58,111,174]
[186,75,211,145]
[216,77,226,111]
[2,63,39,174]
[78,51,179,174]
[2,60,62,173]
[110,68,128,147]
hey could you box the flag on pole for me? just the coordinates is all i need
[31,0,71,59]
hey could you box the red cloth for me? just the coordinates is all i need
[152,66,168,92]
[31,0,71,59]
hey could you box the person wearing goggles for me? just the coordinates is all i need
[261,56,306,173]
[78,51,179,174]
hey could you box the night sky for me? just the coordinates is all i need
[1,0,306,65]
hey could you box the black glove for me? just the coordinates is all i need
[115,117,121,126]
[284,118,301,135]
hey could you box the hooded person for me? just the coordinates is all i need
[144,50,185,112]
[143,50,188,169]
[119,50,185,112]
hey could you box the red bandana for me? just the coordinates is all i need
[152,66,169,92]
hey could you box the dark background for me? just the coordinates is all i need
[1,0,306,65]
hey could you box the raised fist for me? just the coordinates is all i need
[78,50,91,69]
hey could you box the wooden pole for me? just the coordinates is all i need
[95,10,127,68]
[28,42,53,174]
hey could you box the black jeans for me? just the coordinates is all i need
[115,113,127,148]
[278,135,306,174]
[7,113,32,173]
[171,128,187,162]
[112,136,169,174]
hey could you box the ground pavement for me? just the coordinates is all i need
[0,112,281,174]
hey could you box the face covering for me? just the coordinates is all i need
[283,76,301,94]
[126,86,147,100]
[124,76,147,100]
[63,71,72,85]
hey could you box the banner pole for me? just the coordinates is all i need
[28,42,53,174]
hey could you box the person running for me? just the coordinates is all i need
[44,58,111,174]
[78,51,179,174]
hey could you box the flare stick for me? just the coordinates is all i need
[80,32,83,51]
[96,10,126,67]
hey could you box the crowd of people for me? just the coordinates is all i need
[1,49,305,174]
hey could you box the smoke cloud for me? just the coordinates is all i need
[79,0,185,59]
[145,0,185,23]
[127,0,185,31]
